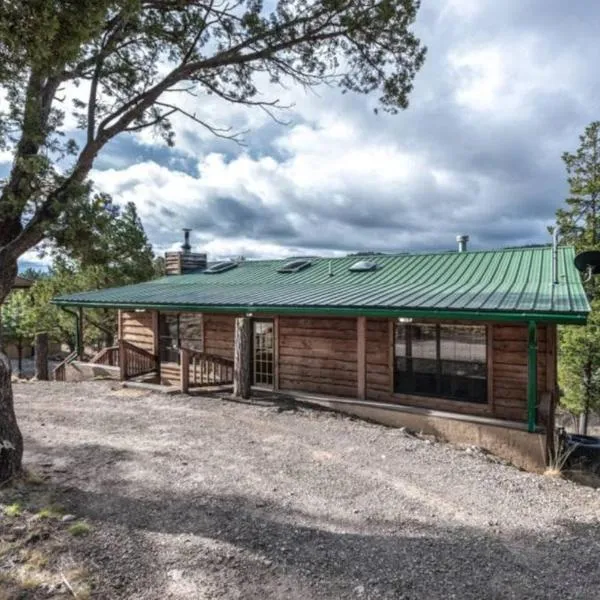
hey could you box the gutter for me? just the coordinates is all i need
[60,306,82,358]
[51,300,589,325]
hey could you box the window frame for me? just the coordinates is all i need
[252,319,275,387]
[158,312,204,364]
[393,321,489,405]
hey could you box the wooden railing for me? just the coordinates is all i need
[180,348,234,393]
[119,340,158,380]
[53,351,78,382]
[89,345,120,366]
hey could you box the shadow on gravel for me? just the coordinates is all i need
[21,439,600,600]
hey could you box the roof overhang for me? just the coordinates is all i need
[51,299,588,325]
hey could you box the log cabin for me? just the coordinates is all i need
[52,239,590,471]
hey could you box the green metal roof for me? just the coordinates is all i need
[52,246,590,324]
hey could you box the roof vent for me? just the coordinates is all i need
[349,260,379,272]
[278,259,313,274]
[456,234,469,253]
[204,261,238,274]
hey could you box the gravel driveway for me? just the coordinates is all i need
[11,381,600,599]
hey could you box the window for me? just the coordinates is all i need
[348,260,379,272]
[277,259,313,273]
[158,313,203,363]
[253,320,274,386]
[394,322,487,404]
[204,261,238,274]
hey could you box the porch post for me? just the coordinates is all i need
[119,339,127,381]
[77,306,84,359]
[357,317,367,400]
[527,321,538,433]
[180,347,190,394]
[233,317,251,399]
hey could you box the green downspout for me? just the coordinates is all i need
[60,307,82,358]
[527,321,538,433]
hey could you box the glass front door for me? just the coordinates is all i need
[253,320,274,386]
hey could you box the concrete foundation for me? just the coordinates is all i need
[64,362,120,382]
[281,391,547,473]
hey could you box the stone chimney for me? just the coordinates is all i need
[165,229,207,275]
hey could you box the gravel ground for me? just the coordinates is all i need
[9,380,600,599]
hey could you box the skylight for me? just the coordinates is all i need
[348,260,379,272]
[277,259,313,273]
[204,261,238,274]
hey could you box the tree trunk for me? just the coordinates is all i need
[17,337,23,378]
[0,351,23,481]
[579,410,589,435]
[233,317,251,399]
[35,332,49,381]
[0,255,24,481]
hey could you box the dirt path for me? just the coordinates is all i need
[8,381,600,599]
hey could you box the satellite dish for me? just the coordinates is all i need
[574,250,600,274]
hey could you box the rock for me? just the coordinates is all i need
[61,514,77,522]
[354,584,366,596]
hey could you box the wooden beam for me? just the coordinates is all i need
[357,317,366,399]
[180,347,190,394]
[34,332,49,381]
[388,319,395,394]
[273,316,280,390]
[119,339,127,381]
[117,310,122,341]
[151,311,160,356]
[233,317,252,399]
[487,324,494,416]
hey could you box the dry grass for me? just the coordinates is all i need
[0,481,95,600]
[68,521,92,537]
[37,503,65,519]
[3,502,22,517]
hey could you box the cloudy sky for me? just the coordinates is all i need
[5,0,600,264]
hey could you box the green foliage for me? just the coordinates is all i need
[68,521,91,537]
[3,502,22,517]
[559,300,600,417]
[0,290,36,344]
[0,1,425,276]
[29,198,157,349]
[556,122,600,419]
[2,194,157,351]
[556,121,600,252]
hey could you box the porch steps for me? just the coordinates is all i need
[122,381,181,394]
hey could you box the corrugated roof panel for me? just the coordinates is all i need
[52,246,590,323]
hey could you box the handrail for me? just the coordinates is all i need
[183,348,234,367]
[180,347,234,393]
[89,345,119,366]
[53,350,78,382]
[121,339,157,360]
[119,339,158,380]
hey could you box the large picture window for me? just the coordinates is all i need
[159,313,203,363]
[394,322,487,404]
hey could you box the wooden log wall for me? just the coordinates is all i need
[120,311,155,353]
[492,324,548,422]
[160,363,181,386]
[363,320,554,424]
[203,314,237,359]
[278,317,358,397]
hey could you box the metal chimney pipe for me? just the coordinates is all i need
[552,227,560,285]
[181,228,192,254]
[456,234,469,253]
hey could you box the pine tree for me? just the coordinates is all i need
[556,121,600,433]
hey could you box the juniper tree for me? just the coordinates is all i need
[0,0,426,481]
